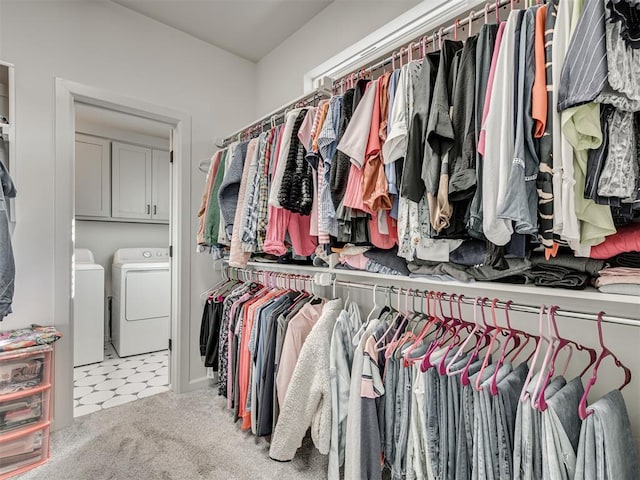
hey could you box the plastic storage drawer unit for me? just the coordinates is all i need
[0,346,53,479]
[0,423,50,478]
[0,387,50,433]
[0,351,49,396]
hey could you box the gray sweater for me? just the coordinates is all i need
[217,141,248,237]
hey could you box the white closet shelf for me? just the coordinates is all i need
[244,261,329,274]
[228,262,640,322]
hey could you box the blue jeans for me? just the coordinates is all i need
[471,363,512,480]
[541,376,583,479]
[392,364,412,480]
[574,389,639,480]
[494,363,529,479]
[454,357,483,480]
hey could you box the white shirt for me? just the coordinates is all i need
[552,0,578,241]
[382,64,410,165]
[482,11,519,246]
[337,82,377,169]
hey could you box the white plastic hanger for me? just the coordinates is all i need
[353,284,380,346]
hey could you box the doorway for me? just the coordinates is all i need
[54,79,192,430]
[72,104,172,417]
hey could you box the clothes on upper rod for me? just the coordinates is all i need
[197,0,640,289]
[200,276,639,479]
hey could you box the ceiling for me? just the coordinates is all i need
[112,0,334,62]
[75,103,172,139]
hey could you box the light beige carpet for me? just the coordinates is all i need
[18,389,328,480]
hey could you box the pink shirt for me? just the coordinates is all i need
[276,302,323,407]
[478,21,507,156]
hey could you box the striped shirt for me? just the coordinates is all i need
[557,0,607,111]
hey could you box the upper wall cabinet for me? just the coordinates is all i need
[151,149,170,222]
[75,134,111,218]
[111,141,152,220]
[75,136,169,224]
[111,141,169,223]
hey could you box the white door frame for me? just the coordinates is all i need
[54,78,192,430]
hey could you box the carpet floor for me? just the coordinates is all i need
[18,389,328,480]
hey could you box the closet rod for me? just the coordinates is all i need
[220,87,332,147]
[224,265,640,328]
[333,280,640,328]
[333,0,521,89]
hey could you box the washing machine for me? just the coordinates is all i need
[111,248,170,357]
[73,249,105,367]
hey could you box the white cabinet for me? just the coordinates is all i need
[75,134,111,218]
[151,149,170,221]
[111,142,152,220]
[110,141,170,223]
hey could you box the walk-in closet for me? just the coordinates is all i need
[0,0,638,478]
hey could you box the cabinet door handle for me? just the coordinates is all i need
[153,205,157,215]
[147,204,150,214]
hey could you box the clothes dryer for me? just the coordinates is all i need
[111,248,170,357]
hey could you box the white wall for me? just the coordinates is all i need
[0,0,256,394]
[75,220,169,339]
[255,0,419,115]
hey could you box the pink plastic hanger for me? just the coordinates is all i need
[474,298,506,391]
[403,291,439,366]
[488,300,524,395]
[495,0,500,22]
[519,305,551,403]
[381,288,413,357]
[375,287,406,354]
[420,293,455,372]
[447,296,483,376]
[537,306,597,411]
[460,297,494,386]
[578,312,632,419]
[438,295,474,375]
[422,293,459,372]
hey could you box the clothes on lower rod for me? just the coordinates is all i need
[201,278,639,480]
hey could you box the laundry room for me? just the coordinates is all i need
[72,103,172,417]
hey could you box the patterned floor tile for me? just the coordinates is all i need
[107,368,137,379]
[75,404,101,417]
[148,376,169,387]
[79,390,115,405]
[73,345,170,418]
[94,379,126,391]
[127,372,155,383]
[75,375,107,387]
[137,363,162,372]
[102,395,137,409]
[115,383,147,395]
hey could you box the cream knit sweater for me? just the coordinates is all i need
[269,299,343,461]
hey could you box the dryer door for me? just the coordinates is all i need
[125,269,170,321]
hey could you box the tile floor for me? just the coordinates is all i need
[73,343,170,417]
